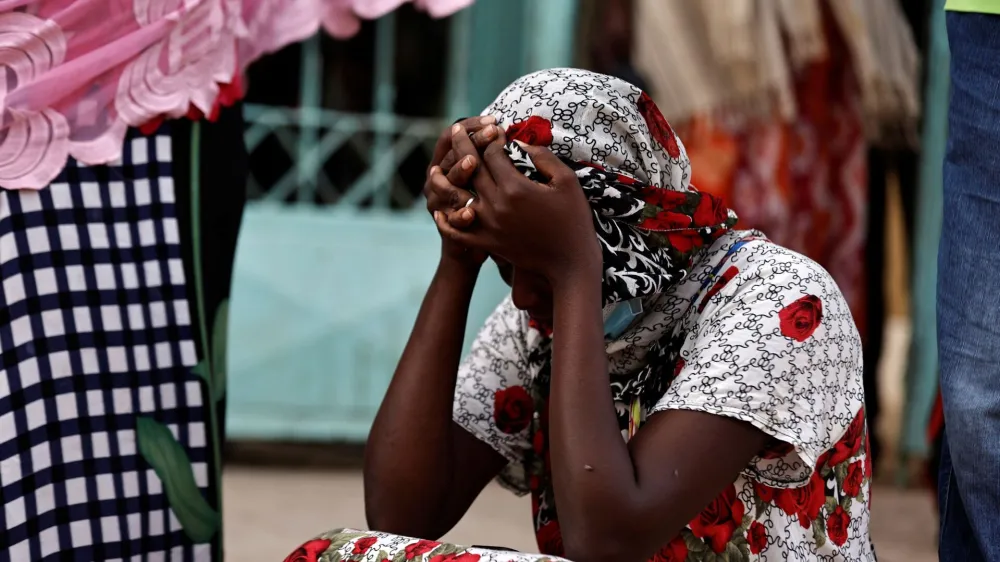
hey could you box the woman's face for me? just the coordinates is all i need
[493,256,553,322]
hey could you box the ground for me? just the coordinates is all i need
[223,467,938,561]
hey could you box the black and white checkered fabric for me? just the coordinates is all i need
[0,127,213,561]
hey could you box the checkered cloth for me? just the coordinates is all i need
[0,126,214,561]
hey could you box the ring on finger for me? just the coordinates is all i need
[464,197,476,209]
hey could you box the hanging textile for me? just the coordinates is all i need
[902,0,948,471]
[633,0,920,343]
[0,0,473,191]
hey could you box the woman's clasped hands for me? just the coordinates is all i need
[424,120,600,286]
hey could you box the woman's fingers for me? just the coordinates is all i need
[430,116,496,171]
[451,123,500,196]
[445,153,478,188]
[517,143,574,185]
[424,167,477,230]
[481,130,526,188]
[439,117,499,172]
[425,166,472,208]
[434,210,488,251]
[448,205,477,229]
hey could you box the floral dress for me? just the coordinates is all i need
[282,231,875,562]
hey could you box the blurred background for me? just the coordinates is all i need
[220,0,947,559]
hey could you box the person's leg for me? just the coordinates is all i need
[938,11,1000,561]
[938,434,986,562]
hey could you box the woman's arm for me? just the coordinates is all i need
[546,265,768,562]
[364,122,507,538]
[364,257,507,539]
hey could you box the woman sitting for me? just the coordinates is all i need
[282,68,874,562]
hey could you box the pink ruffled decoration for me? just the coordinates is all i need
[321,0,473,38]
[0,0,472,190]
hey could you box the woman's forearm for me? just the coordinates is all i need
[547,270,646,561]
[363,258,479,534]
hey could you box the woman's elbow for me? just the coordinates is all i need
[363,483,426,537]
[364,504,435,539]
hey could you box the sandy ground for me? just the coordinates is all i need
[223,467,937,561]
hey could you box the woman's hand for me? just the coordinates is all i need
[435,129,601,287]
[424,118,499,271]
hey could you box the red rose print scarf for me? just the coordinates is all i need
[480,69,743,552]
[481,69,738,307]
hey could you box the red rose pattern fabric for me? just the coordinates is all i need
[779,295,824,342]
[688,484,745,553]
[493,386,534,434]
[283,529,571,562]
[283,538,332,562]
[289,236,873,561]
[452,231,872,560]
[505,115,555,146]
[746,521,768,554]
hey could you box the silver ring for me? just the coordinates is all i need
[464,197,476,209]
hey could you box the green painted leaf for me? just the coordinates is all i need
[754,497,768,520]
[192,361,210,384]
[834,463,848,484]
[724,541,745,562]
[703,550,725,562]
[683,529,709,554]
[136,416,219,543]
[210,299,229,402]
[326,532,365,554]
[812,519,827,548]
[319,528,349,540]
[825,497,839,513]
[737,540,751,561]
[841,496,854,513]
[190,301,229,403]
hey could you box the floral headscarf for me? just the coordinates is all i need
[480,68,738,307]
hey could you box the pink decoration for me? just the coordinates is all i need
[0,0,472,189]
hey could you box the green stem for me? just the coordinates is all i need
[189,120,224,557]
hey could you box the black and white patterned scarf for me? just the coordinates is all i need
[479,69,740,427]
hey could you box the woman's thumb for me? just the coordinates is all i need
[516,142,565,182]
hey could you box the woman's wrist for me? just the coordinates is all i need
[546,247,602,296]
[548,256,603,302]
[437,254,482,285]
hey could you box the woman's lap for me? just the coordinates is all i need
[283,529,568,562]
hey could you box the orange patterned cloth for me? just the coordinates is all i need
[680,24,868,339]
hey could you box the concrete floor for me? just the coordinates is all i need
[223,467,938,561]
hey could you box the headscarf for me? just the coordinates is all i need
[477,70,740,499]
[481,68,737,310]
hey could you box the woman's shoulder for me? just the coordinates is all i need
[734,235,839,284]
[685,231,861,357]
[711,233,853,313]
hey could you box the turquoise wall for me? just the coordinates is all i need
[226,0,580,442]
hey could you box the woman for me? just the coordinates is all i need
[283,69,873,562]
